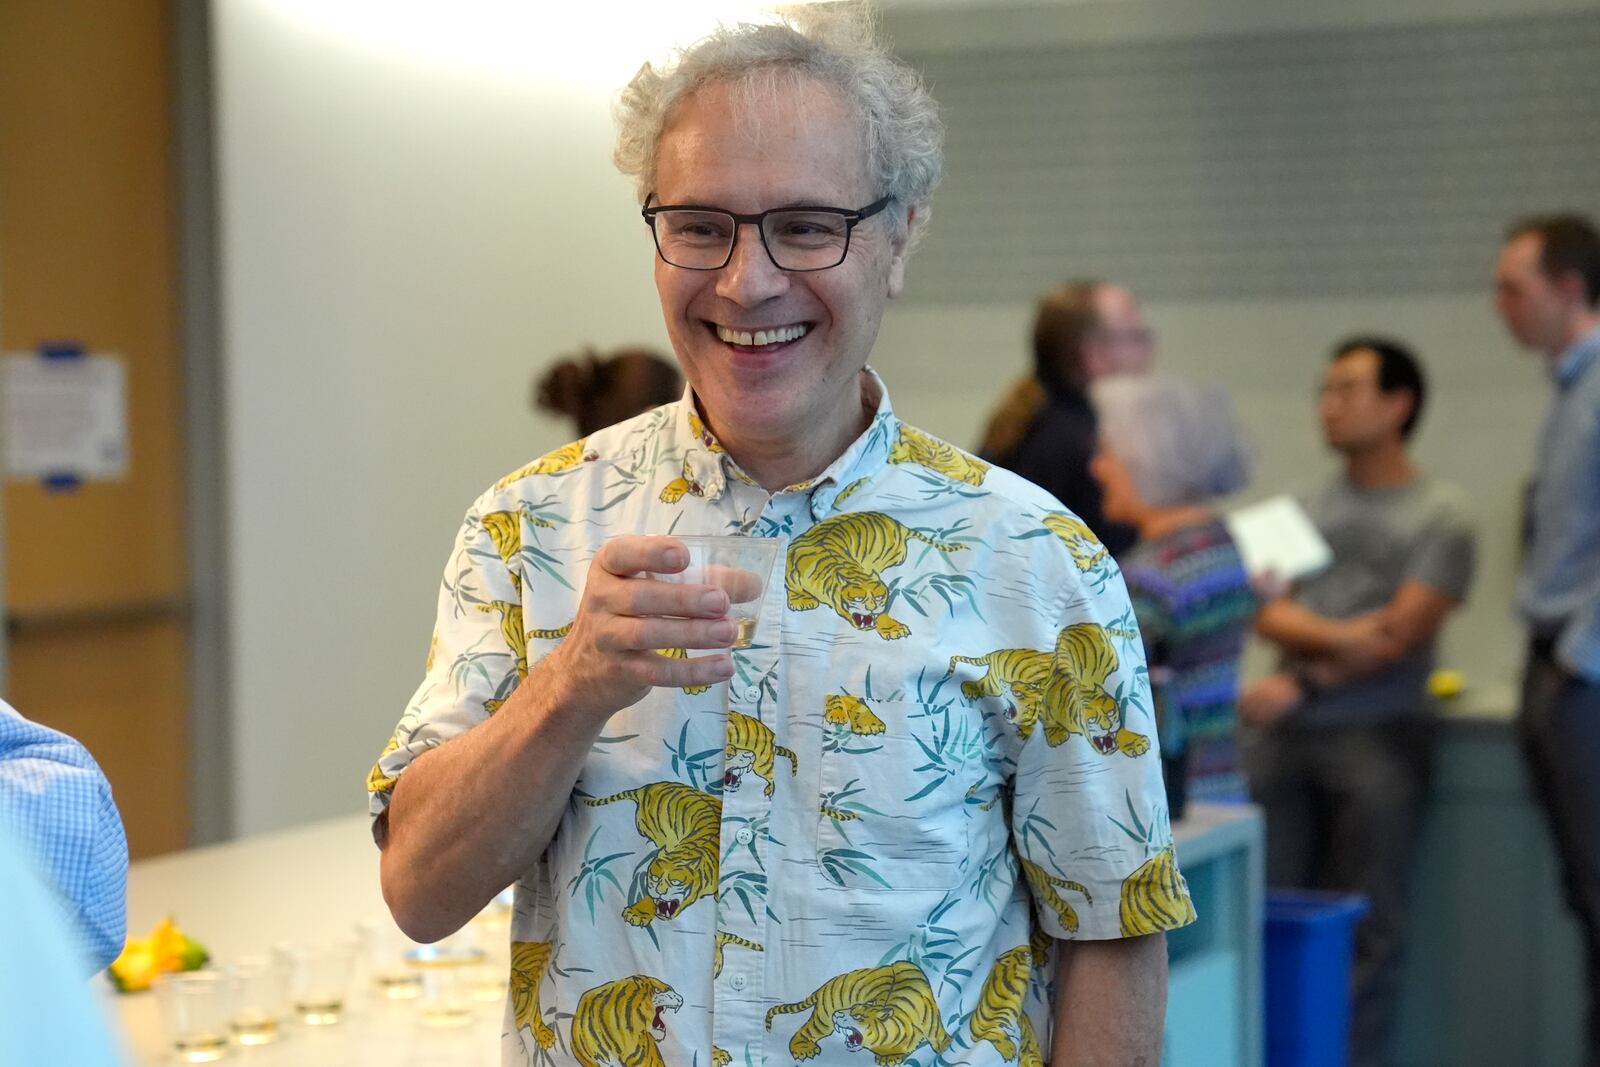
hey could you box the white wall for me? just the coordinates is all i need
[214,0,1574,835]
[215,2,686,833]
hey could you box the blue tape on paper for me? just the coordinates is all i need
[39,341,86,361]
[41,473,82,492]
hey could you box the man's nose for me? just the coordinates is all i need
[716,224,789,307]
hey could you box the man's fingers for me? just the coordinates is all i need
[604,617,736,653]
[595,535,689,580]
[599,577,730,619]
[640,650,735,689]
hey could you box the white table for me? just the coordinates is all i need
[112,804,1263,1066]
[113,813,502,1066]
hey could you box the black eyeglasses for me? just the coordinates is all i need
[642,194,894,272]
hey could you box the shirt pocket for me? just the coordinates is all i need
[814,696,982,892]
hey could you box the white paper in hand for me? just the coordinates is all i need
[1223,495,1332,583]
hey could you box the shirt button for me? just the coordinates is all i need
[735,827,754,846]
[729,973,747,991]
[742,685,762,702]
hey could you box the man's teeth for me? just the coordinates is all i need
[716,324,808,346]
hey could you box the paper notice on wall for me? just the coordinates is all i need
[1,353,129,482]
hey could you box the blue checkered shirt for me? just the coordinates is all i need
[0,700,129,971]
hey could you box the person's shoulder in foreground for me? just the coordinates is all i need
[0,700,129,972]
[0,819,128,1064]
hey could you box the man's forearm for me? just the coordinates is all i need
[379,671,608,943]
[1051,933,1168,1066]
[1255,599,1355,656]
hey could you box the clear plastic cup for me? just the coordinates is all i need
[653,535,780,649]
[279,941,356,1026]
[225,954,290,1046]
[155,970,231,1063]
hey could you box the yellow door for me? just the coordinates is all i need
[0,0,192,857]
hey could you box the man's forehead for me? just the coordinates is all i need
[656,75,872,196]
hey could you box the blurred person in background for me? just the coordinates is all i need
[1494,211,1600,1064]
[1241,336,1476,1067]
[534,345,682,437]
[0,699,128,973]
[1089,374,1256,821]
[976,280,1156,556]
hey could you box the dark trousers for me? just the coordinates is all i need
[1243,718,1433,1067]
[1519,641,1600,1066]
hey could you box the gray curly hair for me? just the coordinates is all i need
[613,8,943,246]
[1091,375,1255,509]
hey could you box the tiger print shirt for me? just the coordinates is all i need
[369,370,1194,1067]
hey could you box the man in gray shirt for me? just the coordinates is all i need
[1242,337,1476,1067]
[1494,212,1600,1064]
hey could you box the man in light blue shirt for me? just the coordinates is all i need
[0,699,129,971]
[1494,211,1600,1063]
[0,822,127,1064]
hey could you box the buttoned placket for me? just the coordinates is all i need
[710,480,789,1061]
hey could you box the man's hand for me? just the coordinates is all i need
[540,536,738,723]
[1326,613,1406,677]
[1239,672,1304,728]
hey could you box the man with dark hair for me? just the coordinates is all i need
[1495,211,1600,1063]
[1241,337,1476,1067]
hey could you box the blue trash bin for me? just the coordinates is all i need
[1264,890,1370,1067]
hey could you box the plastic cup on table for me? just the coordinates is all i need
[279,941,357,1026]
[225,954,290,1046]
[154,970,231,1063]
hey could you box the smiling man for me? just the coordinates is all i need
[370,14,1189,1066]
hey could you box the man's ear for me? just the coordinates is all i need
[886,204,915,299]
[1553,266,1590,308]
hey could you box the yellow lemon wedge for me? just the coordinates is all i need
[106,916,210,993]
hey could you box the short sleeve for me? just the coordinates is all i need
[1405,500,1477,603]
[0,703,129,972]
[367,503,526,823]
[1008,561,1196,942]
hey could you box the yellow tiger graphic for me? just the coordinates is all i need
[366,734,401,794]
[1029,918,1054,968]
[654,647,712,694]
[724,711,796,796]
[424,630,439,672]
[687,408,725,453]
[823,694,886,736]
[570,974,683,1067]
[1119,846,1197,936]
[888,425,990,487]
[658,451,715,503]
[509,941,556,1050]
[713,930,763,978]
[1042,512,1109,573]
[478,508,551,594]
[584,782,720,926]
[712,1048,731,1067]
[1021,858,1093,934]
[970,946,1044,1066]
[529,621,573,641]
[478,600,528,715]
[765,962,952,1065]
[949,647,1052,738]
[494,438,597,490]
[786,513,966,640]
[833,476,870,508]
[1043,624,1150,756]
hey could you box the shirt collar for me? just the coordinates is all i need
[1553,323,1600,388]
[672,369,897,516]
